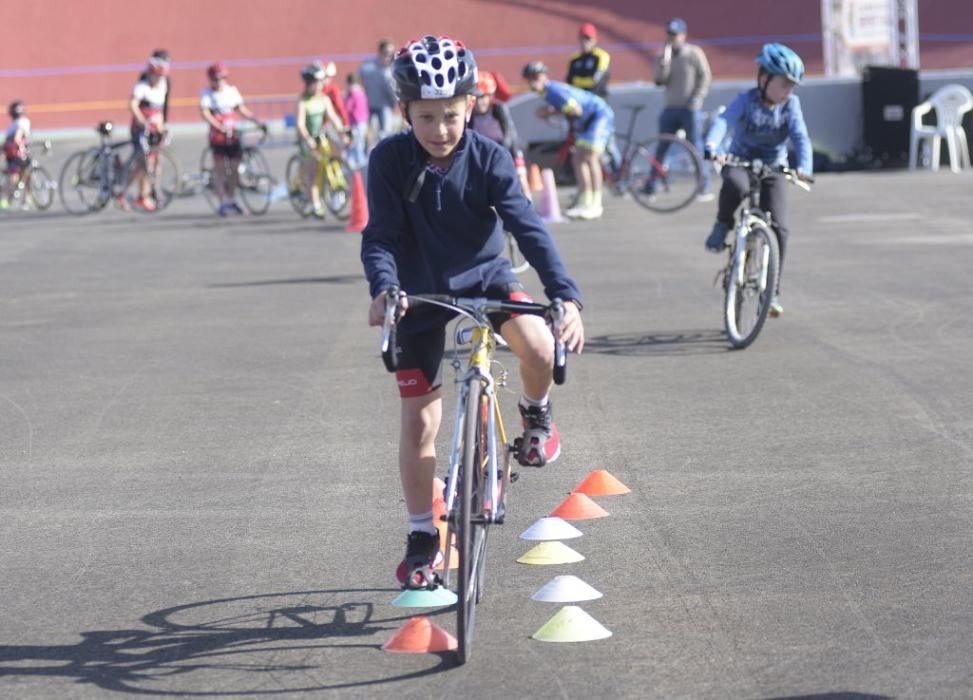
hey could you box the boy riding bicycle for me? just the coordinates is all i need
[361,35,584,589]
[703,43,812,317]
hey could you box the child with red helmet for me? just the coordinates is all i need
[1,101,30,209]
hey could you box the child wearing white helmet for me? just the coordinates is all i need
[703,42,813,317]
[361,35,584,590]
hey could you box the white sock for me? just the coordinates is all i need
[408,510,437,535]
[520,394,549,409]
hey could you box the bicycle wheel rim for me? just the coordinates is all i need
[148,149,180,211]
[240,171,273,215]
[28,166,55,210]
[724,223,779,348]
[457,380,487,664]
[58,149,104,215]
[285,154,313,217]
[324,158,353,220]
[628,134,703,213]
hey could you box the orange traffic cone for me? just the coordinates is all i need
[528,162,544,193]
[345,170,368,233]
[382,615,458,653]
[572,469,631,497]
[549,492,609,520]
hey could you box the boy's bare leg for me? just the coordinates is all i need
[500,315,555,401]
[399,391,442,516]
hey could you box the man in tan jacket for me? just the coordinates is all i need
[653,17,713,198]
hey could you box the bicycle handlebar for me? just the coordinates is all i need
[380,289,568,385]
[717,155,815,188]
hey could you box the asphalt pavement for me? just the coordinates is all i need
[1,141,972,699]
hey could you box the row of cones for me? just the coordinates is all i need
[383,469,631,651]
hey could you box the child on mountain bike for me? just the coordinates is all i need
[295,62,348,218]
[522,60,614,220]
[2,100,30,210]
[361,35,584,589]
[702,43,812,317]
[468,70,532,199]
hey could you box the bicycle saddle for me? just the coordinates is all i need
[97,121,113,136]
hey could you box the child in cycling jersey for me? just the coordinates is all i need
[703,43,812,317]
[125,55,170,211]
[295,62,346,218]
[469,70,531,199]
[2,100,30,210]
[522,60,614,220]
[361,35,584,589]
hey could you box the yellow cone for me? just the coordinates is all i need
[516,541,584,565]
[531,605,612,642]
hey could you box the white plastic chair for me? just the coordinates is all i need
[908,84,973,173]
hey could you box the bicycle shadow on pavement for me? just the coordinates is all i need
[755,694,892,700]
[585,328,729,357]
[0,588,460,696]
[207,273,363,288]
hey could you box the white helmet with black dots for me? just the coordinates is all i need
[393,35,478,101]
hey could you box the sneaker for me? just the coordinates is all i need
[515,401,560,467]
[768,296,783,317]
[133,197,156,212]
[577,204,603,220]
[564,204,586,219]
[705,221,730,252]
[0,197,9,210]
[695,191,715,203]
[228,201,245,215]
[115,195,131,211]
[311,205,325,220]
[395,530,443,590]
[217,202,230,217]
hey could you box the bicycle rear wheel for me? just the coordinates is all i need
[198,147,220,213]
[456,379,489,664]
[239,147,274,215]
[122,148,180,213]
[58,148,108,215]
[724,220,779,349]
[285,154,313,217]
[27,166,56,210]
[628,134,703,213]
[322,157,353,221]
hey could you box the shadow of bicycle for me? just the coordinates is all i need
[585,328,729,357]
[0,588,459,696]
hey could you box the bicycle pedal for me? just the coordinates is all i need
[509,471,520,483]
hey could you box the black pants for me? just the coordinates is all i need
[717,166,790,287]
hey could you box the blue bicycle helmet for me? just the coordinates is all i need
[756,43,805,84]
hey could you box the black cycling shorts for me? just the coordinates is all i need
[210,142,243,159]
[394,282,531,398]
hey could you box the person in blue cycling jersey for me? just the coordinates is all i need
[702,43,812,317]
[523,60,614,220]
[361,36,584,590]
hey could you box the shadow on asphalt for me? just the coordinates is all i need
[585,329,729,357]
[755,694,893,700]
[208,274,363,288]
[0,588,460,695]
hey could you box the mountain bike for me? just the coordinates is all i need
[285,131,353,220]
[379,290,567,664]
[199,126,275,215]
[547,104,704,214]
[714,156,812,348]
[58,121,180,215]
[1,141,56,211]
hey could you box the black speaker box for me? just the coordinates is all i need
[862,66,919,168]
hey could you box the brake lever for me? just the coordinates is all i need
[549,299,567,385]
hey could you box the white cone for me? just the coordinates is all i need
[519,516,583,541]
[538,168,565,223]
[531,575,604,603]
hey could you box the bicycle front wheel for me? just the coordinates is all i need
[724,221,780,349]
[628,134,703,213]
[239,148,274,215]
[456,379,489,665]
[285,154,313,217]
[323,157,354,221]
[28,166,56,210]
[58,148,107,215]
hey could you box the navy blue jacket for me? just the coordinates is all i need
[361,129,582,331]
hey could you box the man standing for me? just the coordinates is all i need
[654,18,713,198]
[567,22,611,97]
[360,39,399,147]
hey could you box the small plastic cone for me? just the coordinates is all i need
[392,587,458,608]
[549,492,609,521]
[516,541,585,566]
[531,605,612,642]
[345,170,368,233]
[538,168,565,223]
[572,469,631,497]
[531,575,603,603]
[528,162,544,192]
[434,544,459,571]
[382,615,458,653]
[519,516,583,541]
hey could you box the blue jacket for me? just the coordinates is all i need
[705,88,813,174]
[361,129,582,331]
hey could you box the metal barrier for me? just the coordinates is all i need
[246,95,298,148]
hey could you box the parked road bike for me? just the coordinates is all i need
[1,141,56,211]
[58,121,180,215]
[198,125,275,215]
[548,104,704,214]
[285,131,353,220]
[714,156,812,348]
[379,290,567,664]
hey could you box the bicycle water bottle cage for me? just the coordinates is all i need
[97,121,113,136]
